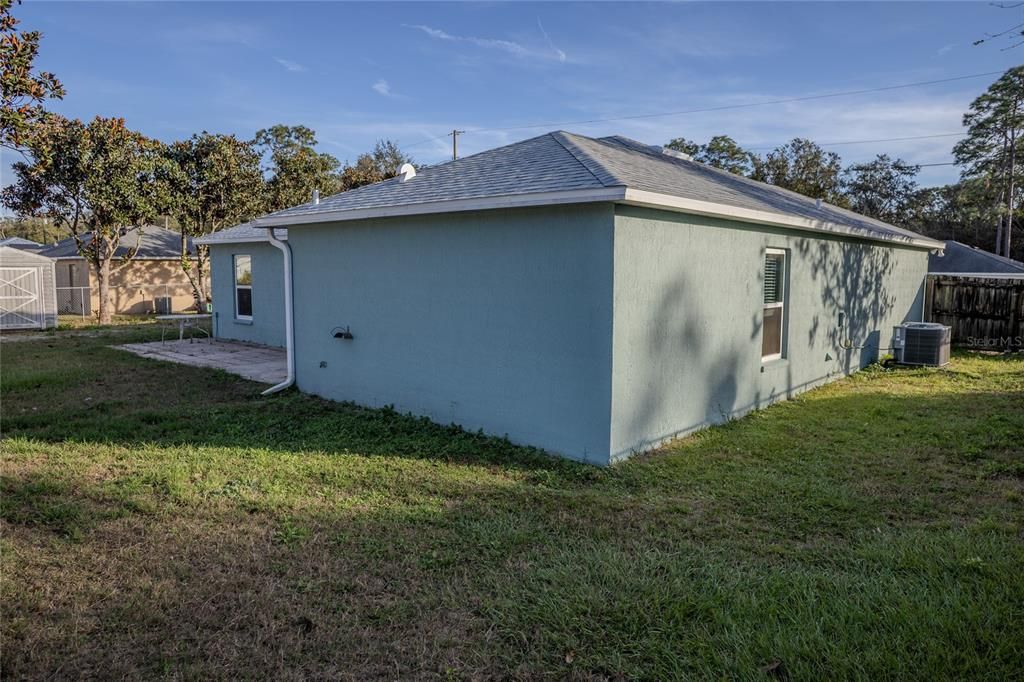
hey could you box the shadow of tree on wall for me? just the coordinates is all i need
[623,273,747,456]
[622,232,918,457]
[794,237,906,371]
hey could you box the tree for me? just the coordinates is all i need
[907,179,1022,260]
[664,136,700,157]
[953,66,1024,256]
[254,124,341,211]
[339,139,414,190]
[751,138,846,205]
[2,116,168,323]
[695,135,754,175]
[842,154,920,225]
[665,135,754,175]
[0,215,57,243]
[164,132,265,308]
[0,0,64,151]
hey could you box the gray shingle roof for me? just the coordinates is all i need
[255,131,940,248]
[39,225,190,259]
[263,132,605,221]
[0,236,44,250]
[929,240,1024,275]
[194,222,286,245]
[567,134,933,244]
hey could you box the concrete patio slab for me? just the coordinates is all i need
[117,339,287,385]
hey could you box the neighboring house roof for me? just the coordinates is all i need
[39,225,190,259]
[0,236,44,250]
[194,222,287,245]
[929,240,1024,277]
[0,244,55,263]
[252,130,944,250]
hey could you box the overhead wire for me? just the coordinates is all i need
[401,70,1002,149]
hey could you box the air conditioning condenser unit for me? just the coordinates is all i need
[892,322,951,367]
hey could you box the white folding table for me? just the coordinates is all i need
[157,313,212,343]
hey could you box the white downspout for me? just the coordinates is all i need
[262,226,295,395]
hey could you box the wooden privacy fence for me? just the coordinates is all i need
[926,276,1024,350]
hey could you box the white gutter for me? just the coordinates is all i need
[194,236,276,245]
[253,186,943,251]
[262,227,295,395]
[928,272,1024,279]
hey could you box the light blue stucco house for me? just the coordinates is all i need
[198,131,944,465]
[199,222,287,348]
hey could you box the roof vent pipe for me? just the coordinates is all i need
[312,189,320,205]
[397,163,416,182]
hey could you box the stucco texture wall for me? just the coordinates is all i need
[287,204,615,464]
[609,205,929,461]
[53,258,199,315]
[209,243,285,348]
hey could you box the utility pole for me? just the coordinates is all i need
[449,129,465,161]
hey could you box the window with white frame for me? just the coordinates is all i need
[762,249,786,361]
[234,255,252,320]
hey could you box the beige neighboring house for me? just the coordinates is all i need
[40,225,205,316]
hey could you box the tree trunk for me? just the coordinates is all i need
[995,188,1005,256]
[1006,113,1017,259]
[97,258,112,325]
[196,248,209,309]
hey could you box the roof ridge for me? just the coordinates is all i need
[550,131,626,188]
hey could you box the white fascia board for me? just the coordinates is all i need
[251,187,627,227]
[928,272,1024,279]
[620,189,946,251]
[195,236,273,245]
[248,184,944,252]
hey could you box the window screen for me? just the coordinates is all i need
[234,255,252,319]
[762,250,785,360]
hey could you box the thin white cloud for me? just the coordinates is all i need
[164,22,262,47]
[275,58,306,73]
[536,18,567,63]
[937,43,956,56]
[406,24,565,62]
[372,79,394,97]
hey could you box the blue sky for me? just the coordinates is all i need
[3,1,1021,188]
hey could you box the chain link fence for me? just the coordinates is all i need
[56,284,191,317]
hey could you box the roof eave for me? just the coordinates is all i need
[620,189,946,251]
[251,187,628,227]
[249,185,943,252]
[195,236,274,245]
[928,271,1024,278]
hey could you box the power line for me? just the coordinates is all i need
[404,133,452,150]
[403,70,1001,149]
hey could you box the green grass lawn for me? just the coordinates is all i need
[2,328,1022,680]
